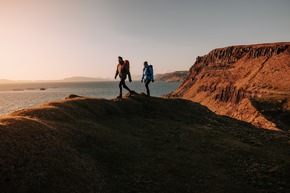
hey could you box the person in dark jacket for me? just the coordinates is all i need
[115,56,132,98]
[141,61,154,96]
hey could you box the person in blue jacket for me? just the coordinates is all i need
[141,61,154,96]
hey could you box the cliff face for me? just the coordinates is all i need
[170,42,290,130]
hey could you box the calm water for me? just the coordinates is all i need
[0,81,180,115]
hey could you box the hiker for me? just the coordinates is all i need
[114,56,132,98]
[141,61,154,96]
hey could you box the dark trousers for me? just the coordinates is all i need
[144,79,151,96]
[119,79,131,96]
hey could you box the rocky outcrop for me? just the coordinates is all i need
[170,42,290,130]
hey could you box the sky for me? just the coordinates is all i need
[0,0,289,80]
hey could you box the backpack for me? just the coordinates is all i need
[149,65,153,71]
[147,65,153,76]
[120,60,130,75]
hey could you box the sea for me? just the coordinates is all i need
[0,81,180,115]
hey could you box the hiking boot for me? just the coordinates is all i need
[117,95,122,99]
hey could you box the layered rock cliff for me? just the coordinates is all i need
[170,42,290,130]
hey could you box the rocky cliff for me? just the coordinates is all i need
[169,42,290,130]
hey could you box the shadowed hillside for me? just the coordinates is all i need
[0,93,289,193]
[169,42,290,130]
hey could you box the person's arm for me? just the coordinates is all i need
[150,67,154,81]
[114,64,119,79]
[128,71,132,82]
[126,64,132,82]
[141,68,145,82]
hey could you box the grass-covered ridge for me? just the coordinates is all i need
[0,93,289,193]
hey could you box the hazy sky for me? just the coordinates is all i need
[0,0,289,80]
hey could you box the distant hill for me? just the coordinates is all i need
[0,76,111,83]
[61,76,109,82]
[169,42,290,130]
[0,79,14,83]
[155,71,189,82]
[0,93,289,193]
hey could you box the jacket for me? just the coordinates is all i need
[115,63,131,81]
[141,65,154,81]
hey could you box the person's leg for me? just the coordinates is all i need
[122,82,131,92]
[145,79,151,96]
[118,80,123,98]
[122,80,132,96]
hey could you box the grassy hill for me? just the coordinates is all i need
[0,93,289,193]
